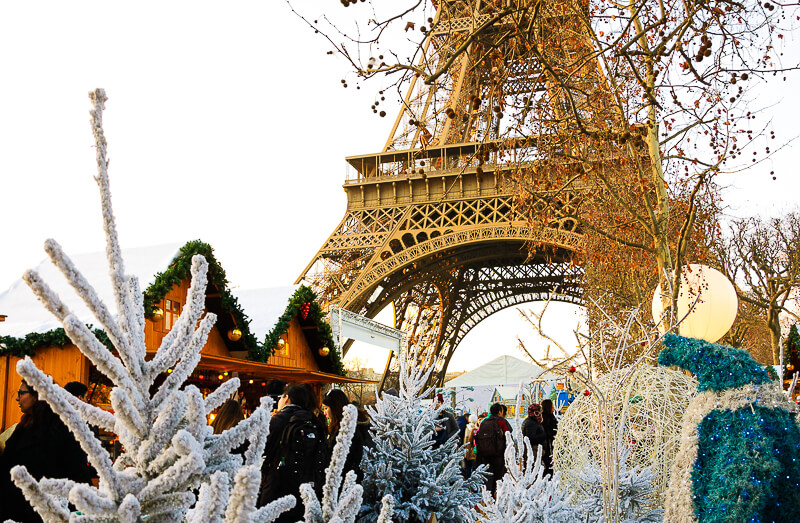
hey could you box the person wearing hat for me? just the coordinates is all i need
[433,392,458,448]
[521,403,547,468]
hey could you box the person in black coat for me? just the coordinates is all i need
[433,393,459,448]
[0,380,92,522]
[541,398,558,477]
[520,403,547,466]
[258,384,327,522]
[322,389,365,482]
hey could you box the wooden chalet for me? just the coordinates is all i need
[0,241,369,431]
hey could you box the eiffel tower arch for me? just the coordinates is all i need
[298,0,606,387]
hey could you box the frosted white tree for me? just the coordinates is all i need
[460,387,577,523]
[574,447,664,523]
[299,404,393,523]
[359,344,487,522]
[9,89,294,522]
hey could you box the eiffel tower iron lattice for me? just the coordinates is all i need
[297,0,613,388]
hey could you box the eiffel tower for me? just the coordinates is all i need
[297,0,605,388]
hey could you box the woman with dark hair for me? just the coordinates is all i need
[540,398,558,477]
[0,380,92,522]
[212,399,247,455]
[211,399,245,434]
[322,389,366,482]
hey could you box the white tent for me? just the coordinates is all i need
[444,355,544,415]
[445,355,544,387]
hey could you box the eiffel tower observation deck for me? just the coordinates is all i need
[298,0,599,388]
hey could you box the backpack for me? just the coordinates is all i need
[474,417,505,458]
[275,416,329,496]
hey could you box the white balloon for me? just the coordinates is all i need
[651,264,738,343]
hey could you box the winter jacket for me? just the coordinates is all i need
[327,419,367,482]
[541,412,558,471]
[456,414,468,446]
[0,404,92,522]
[433,409,459,447]
[463,423,478,461]
[258,404,327,520]
[520,415,547,455]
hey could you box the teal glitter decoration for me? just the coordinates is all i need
[658,335,800,522]
[658,334,771,393]
[692,406,800,522]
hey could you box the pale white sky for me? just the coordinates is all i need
[0,1,797,373]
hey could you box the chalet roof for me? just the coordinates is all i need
[444,355,544,387]
[0,243,182,338]
[0,245,299,342]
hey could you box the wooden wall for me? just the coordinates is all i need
[0,280,320,430]
[266,317,319,371]
[143,279,231,358]
[1,345,89,431]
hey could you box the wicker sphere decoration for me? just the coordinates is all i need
[553,365,697,508]
[651,264,738,343]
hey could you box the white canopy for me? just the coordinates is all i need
[445,355,544,387]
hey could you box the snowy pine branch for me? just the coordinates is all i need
[9,89,292,522]
[300,403,381,523]
[361,344,484,522]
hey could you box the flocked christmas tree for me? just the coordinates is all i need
[8,89,395,523]
[300,404,393,523]
[460,387,578,523]
[573,446,664,523]
[359,344,487,522]
[10,89,297,522]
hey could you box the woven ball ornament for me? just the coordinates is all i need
[553,364,697,508]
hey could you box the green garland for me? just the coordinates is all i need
[251,285,345,376]
[2,242,345,377]
[0,326,114,358]
[142,240,259,352]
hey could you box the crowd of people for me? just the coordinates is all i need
[0,376,559,522]
[461,399,559,493]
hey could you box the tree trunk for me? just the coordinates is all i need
[768,306,782,365]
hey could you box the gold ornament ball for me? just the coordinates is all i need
[228,328,242,342]
[277,338,286,349]
[318,346,330,357]
[151,307,164,321]
[788,364,795,371]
